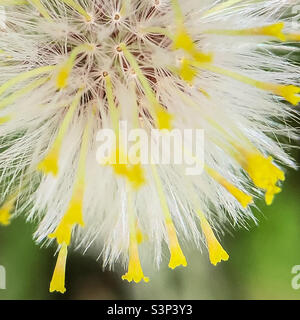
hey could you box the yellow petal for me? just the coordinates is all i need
[275,85,300,106]
[244,153,285,205]
[166,221,187,269]
[122,238,149,283]
[199,213,229,266]
[48,184,85,245]
[49,243,68,294]
[206,167,253,208]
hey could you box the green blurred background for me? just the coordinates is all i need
[0,149,299,300]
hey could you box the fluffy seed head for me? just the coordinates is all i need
[0,0,299,292]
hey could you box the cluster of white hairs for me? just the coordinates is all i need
[0,0,299,293]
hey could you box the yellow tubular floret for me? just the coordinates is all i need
[194,63,300,106]
[122,238,149,283]
[166,219,188,269]
[242,152,285,205]
[0,77,49,111]
[173,28,213,63]
[38,88,83,176]
[205,22,286,41]
[48,112,92,244]
[122,189,149,283]
[0,65,55,97]
[120,43,173,130]
[151,164,187,269]
[169,0,212,84]
[48,113,92,294]
[49,243,68,294]
[205,166,253,208]
[170,1,211,56]
[48,182,85,245]
[182,142,252,208]
[104,74,146,189]
[56,44,94,89]
[197,210,229,266]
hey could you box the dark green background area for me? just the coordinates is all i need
[0,149,299,300]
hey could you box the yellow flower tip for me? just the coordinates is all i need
[56,66,70,89]
[157,108,173,130]
[173,27,213,65]
[48,223,72,246]
[166,221,187,269]
[209,242,229,266]
[236,190,253,208]
[168,246,188,269]
[121,272,150,283]
[265,186,281,205]
[199,214,229,266]
[276,85,300,106]
[245,153,285,204]
[207,168,253,208]
[241,195,253,208]
[48,193,85,245]
[122,254,149,283]
[49,282,66,294]
[261,22,286,41]
[225,183,253,208]
[49,243,68,294]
